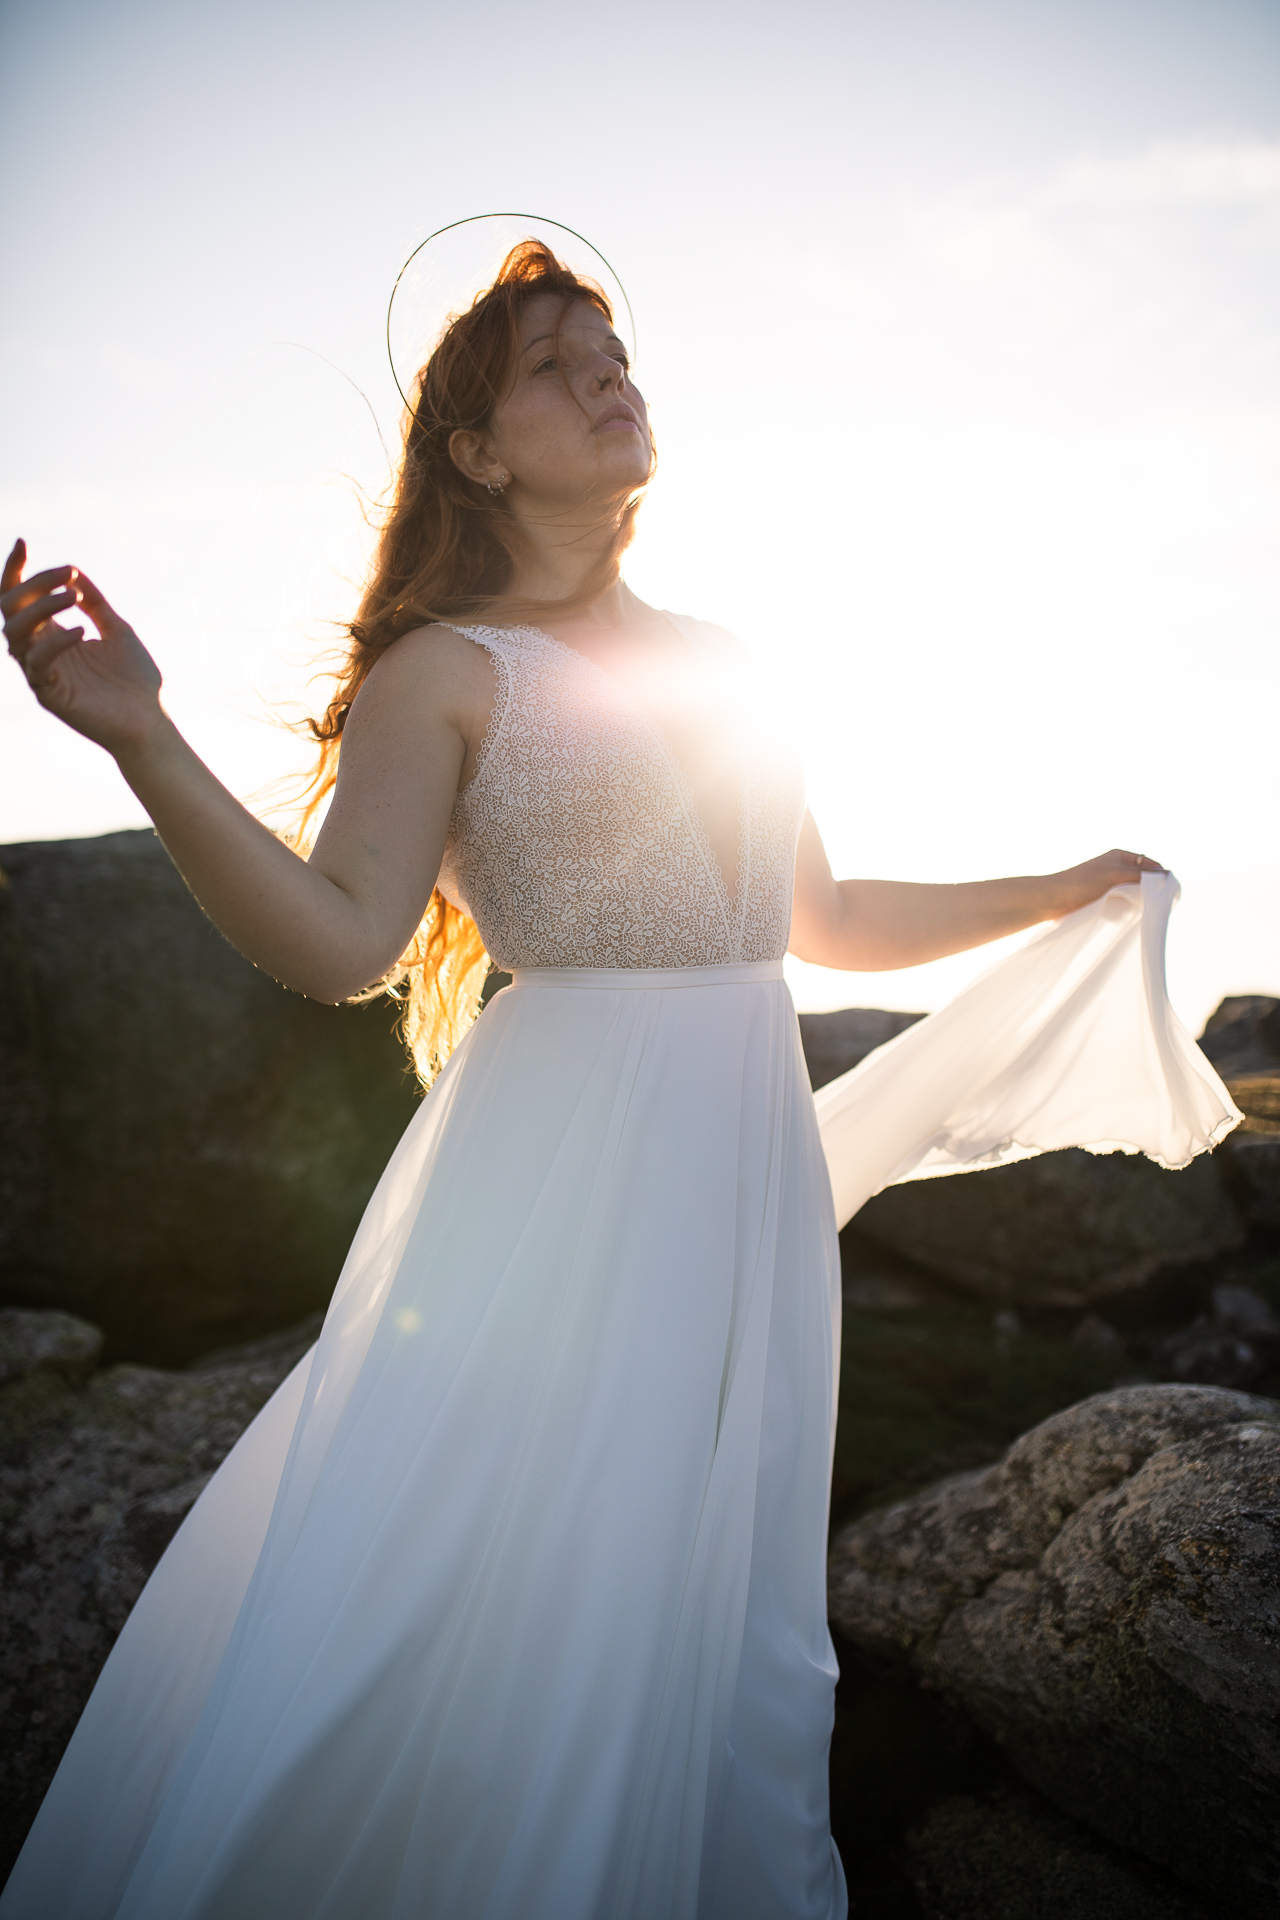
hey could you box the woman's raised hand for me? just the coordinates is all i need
[2,539,163,757]
[1048,847,1167,918]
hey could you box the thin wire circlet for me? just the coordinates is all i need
[385,213,638,411]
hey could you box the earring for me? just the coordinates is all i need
[486,474,508,497]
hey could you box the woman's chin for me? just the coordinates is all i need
[595,437,652,485]
[602,457,652,499]
[522,458,651,514]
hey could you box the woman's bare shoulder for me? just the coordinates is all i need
[363,622,496,690]
[348,624,497,736]
[375,620,497,670]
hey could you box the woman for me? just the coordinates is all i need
[0,242,1211,1920]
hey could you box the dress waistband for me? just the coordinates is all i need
[509,960,786,991]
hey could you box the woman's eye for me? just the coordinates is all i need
[533,356,559,374]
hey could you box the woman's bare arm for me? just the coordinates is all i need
[788,809,1163,972]
[2,543,489,1002]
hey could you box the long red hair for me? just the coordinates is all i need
[301,240,649,1085]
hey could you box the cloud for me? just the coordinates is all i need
[1058,139,1280,208]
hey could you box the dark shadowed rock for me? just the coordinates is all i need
[828,1384,1280,1916]
[1199,996,1280,1137]
[796,1006,925,1092]
[829,1260,1135,1528]
[0,831,420,1365]
[0,1310,103,1388]
[1197,995,1280,1078]
[1220,1134,1280,1230]
[0,869,47,1287]
[905,1786,1220,1920]
[0,1307,321,1879]
[851,1148,1241,1308]
[91,1472,217,1634]
[1150,1284,1280,1389]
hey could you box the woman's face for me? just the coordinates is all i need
[477,295,652,506]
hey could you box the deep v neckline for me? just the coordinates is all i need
[520,617,750,957]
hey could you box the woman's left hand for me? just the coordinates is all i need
[1046,848,1166,919]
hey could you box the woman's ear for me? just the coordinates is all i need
[449,429,505,489]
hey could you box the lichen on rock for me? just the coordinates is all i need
[0,1309,321,1878]
[829,1384,1280,1916]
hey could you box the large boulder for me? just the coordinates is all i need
[0,832,420,1365]
[850,1148,1241,1309]
[828,1385,1280,1917]
[1199,996,1280,1136]
[0,1306,321,1881]
[797,1006,924,1091]
[1219,1135,1280,1231]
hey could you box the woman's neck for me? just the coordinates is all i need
[481,509,655,632]
[500,492,637,611]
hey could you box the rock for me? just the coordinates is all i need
[0,1309,103,1388]
[830,1280,1133,1527]
[1199,996,1280,1137]
[1149,1284,1280,1390]
[1070,1312,1125,1356]
[1225,1077,1280,1135]
[827,1630,1226,1917]
[0,832,420,1365]
[1219,1134,1280,1229]
[1198,995,1280,1079]
[0,1306,322,1880]
[797,1006,925,1092]
[1213,1283,1280,1338]
[91,1472,216,1634]
[828,1384,1280,1916]
[905,1786,1221,1920]
[842,1273,929,1312]
[1150,1320,1266,1390]
[0,870,47,1289]
[851,1148,1242,1309]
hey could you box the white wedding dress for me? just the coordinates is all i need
[0,618,1236,1920]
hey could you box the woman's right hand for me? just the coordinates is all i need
[2,538,164,758]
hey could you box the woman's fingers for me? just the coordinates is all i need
[2,566,131,678]
[1051,848,1169,917]
[0,562,75,620]
[24,625,86,684]
[69,570,126,636]
[2,546,162,746]
[2,539,27,595]
[2,565,80,657]
[4,585,81,652]
[1111,848,1166,876]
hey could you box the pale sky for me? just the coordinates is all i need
[2,0,1277,1030]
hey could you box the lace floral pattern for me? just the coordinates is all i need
[435,619,805,971]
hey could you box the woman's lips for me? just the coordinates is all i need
[595,406,641,434]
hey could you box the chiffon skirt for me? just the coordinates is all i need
[0,875,1236,1920]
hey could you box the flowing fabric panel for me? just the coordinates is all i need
[815,873,1239,1229]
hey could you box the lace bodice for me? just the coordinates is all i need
[436,616,805,970]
